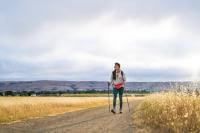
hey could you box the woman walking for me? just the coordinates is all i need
[108,62,126,114]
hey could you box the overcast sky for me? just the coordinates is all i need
[0,0,200,81]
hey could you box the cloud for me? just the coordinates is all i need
[0,0,200,81]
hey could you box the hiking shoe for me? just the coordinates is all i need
[120,109,123,113]
[111,109,116,114]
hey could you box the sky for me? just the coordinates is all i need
[0,0,200,82]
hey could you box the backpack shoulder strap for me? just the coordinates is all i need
[121,70,124,81]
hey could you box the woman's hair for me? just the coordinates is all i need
[115,62,120,68]
[112,62,122,80]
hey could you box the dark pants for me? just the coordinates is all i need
[112,87,124,112]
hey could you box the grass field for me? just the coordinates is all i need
[0,96,136,124]
[133,91,200,133]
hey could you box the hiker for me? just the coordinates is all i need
[108,62,126,114]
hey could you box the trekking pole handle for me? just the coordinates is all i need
[108,81,110,86]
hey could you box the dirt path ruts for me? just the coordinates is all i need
[0,99,143,133]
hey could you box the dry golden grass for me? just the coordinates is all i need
[0,96,135,124]
[133,92,200,133]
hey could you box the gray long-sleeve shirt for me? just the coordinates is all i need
[110,69,126,88]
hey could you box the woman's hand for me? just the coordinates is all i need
[108,82,111,86]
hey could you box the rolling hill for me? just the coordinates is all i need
[0,80,199,92]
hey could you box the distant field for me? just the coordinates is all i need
[0,96,137,124]
[60,93,134,97]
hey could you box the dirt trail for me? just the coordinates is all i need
[0,99,143,133]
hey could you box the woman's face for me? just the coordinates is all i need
[114,64,120,70]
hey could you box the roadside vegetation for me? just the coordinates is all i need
[133,90,200,133]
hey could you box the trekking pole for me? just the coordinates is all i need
[107,82,110,112]
[124,83,130,113]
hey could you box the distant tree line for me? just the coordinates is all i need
[0,89,150,96]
